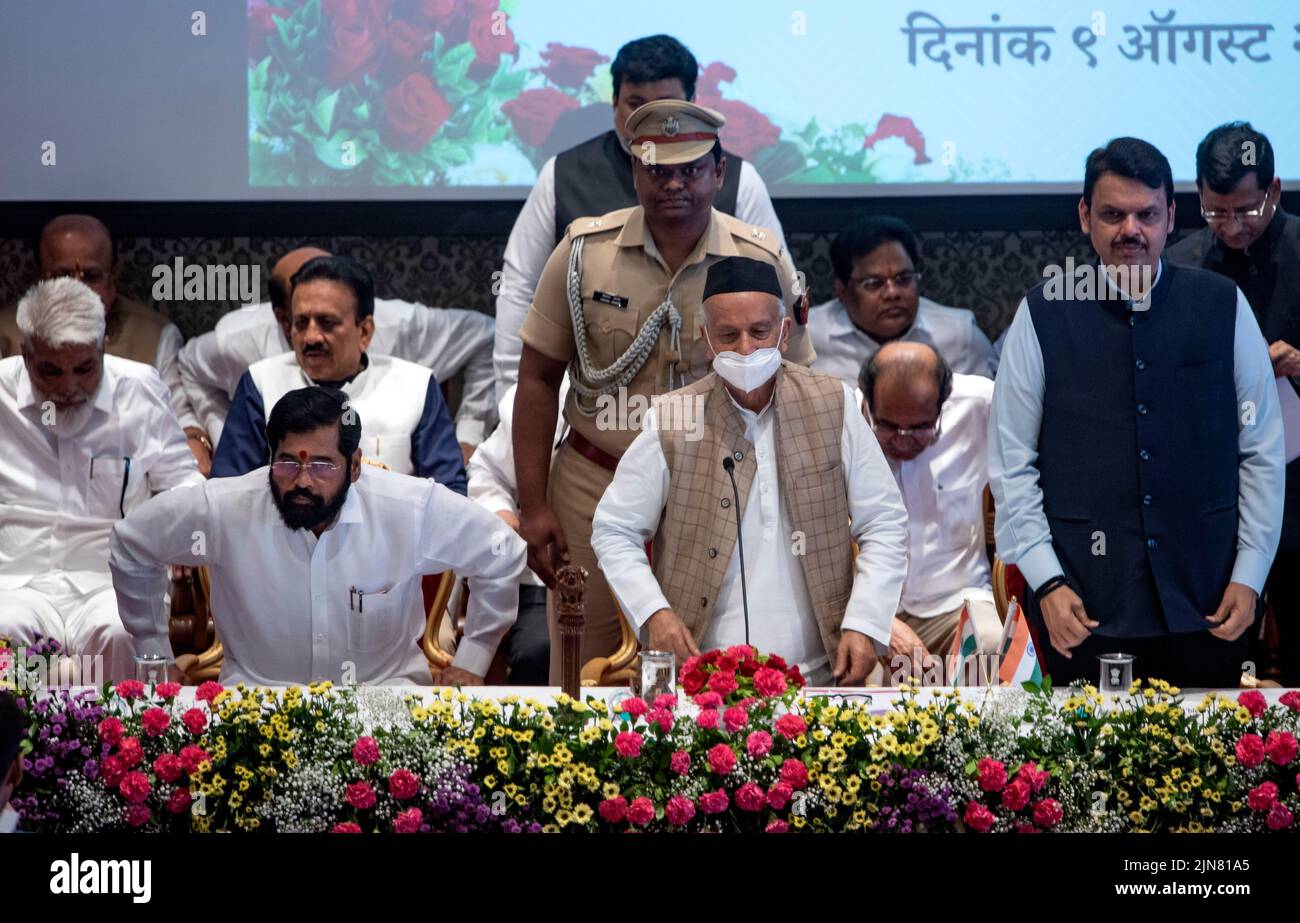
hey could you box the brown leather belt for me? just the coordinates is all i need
[565,429,622,472]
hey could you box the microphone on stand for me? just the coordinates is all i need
[721,456,751,646]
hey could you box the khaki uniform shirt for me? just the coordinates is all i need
[520,206,814,456]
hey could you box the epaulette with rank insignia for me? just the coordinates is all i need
[565,206,634,240]
[718,211,783,259]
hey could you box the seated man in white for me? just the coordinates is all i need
[809,216,998,385]
[592,256,907,686]
[459,378,571,685]
[858,342,1002,680]
[110,387,526,686]
[179,246,495,458]
[209,255,467,492]
[0,278,202,680]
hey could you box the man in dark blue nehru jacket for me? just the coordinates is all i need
[989,137,1285,688]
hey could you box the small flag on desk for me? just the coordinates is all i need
[997,598,1043,686]
[947,601,978,684]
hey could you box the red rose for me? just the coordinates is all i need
[670,750,691,775]
[716,653,739,673]
[621,696,648,718]
[182,708,207,736]
[501,88,579,148]
[179,744,211,772]
[167,788,192,815]
[153,753,184,784]
[765,653,788,671]
[765,819,789,833]
[381,73,452,151]
[115,680,145,700]
[698,788,729,814]
[977,757,1007,792]
[1280,691,1300,712]
[746,730,773,758]
[1032,798,1063,828]
[698,62,736,98]
[156,682,181,699]
[735,781,766,812]
[346,780,377,809]
[97,717,125,746]
[963,800,996,833]
[331,821,363,833]
[118,737,143,768]
[388,768,420,799]
[681,668,708,695]
[753,667,788,698]
[352,736,381,765]
[862,113,933,165]
[599,796,628,823]
[627,796,655,826]
[707,743,737,775]
[101,754,126,788]
[665,794,695,826]
[722,705,748,733]
[387,19,431,76]
[323,16,381,88]
[1267,802,1294,831]
[249,4,291,58]
[738,657,761,678]
[779,758,808,789]
[1001,777,1031,812]
[1247,781,1278,812]
[537,43,608,89]
[1265,730,1298,766]
[784,665,806,688]
[467,10,516,78]
[1238,690,1268,717]
[324,0,391,29]
[767,781,793,810]
[392,806,423,833]
[124,804,152,828]
[700,97,780,161]
[614,731,644,758]
[774,713,806,740]
[194,681,223,704]
[119,771,152,805]
[1236,733,1266,769]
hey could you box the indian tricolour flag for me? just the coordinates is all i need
[997,598,1043,686]
[947,601,979,685]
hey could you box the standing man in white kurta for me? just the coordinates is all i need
[0,278,202,680]
[110,387,526,686]
[592,257,907,685]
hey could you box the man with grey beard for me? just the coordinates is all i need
[0,278,201,680]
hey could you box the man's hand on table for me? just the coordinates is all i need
[646,608,700,662]
[433,666,484,686]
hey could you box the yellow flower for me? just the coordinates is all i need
[572,804,593,824]
[602,782,620,799]
[484,775,497,789]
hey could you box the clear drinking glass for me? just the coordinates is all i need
[1098,653,1135,693]
[133,653,169,686]
[638,650,676,701]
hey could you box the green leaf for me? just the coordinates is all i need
[312,88,341,135]
[310,131,367,170]
[436,42,476,86]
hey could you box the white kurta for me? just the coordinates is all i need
[591,381,908,675]
[109,466,527,684]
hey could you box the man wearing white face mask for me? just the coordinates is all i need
[592,257,908,685]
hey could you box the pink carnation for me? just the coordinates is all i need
[124,804,152,828]
[693,692,723,709]
[1017,760,1050,793]
[665,794,695,826]
[179,744,211,772]
[752,666,788,698]
[1032,798,1063,828]
[182,707,207,736]
[1267,802,1294,831]
[153,753,184,784]
[621,696,648,718]
[156,681,181,699]
[669,750,691,775]
[1265,730,1298,766]
[699,789,729,814]
[1280,691,1300,712]
[628,796,655,825]
[652,694,677,711]
[598,796,628,823]
[774,713,807,740]
[708,743,737,775]
[977,757,1007,793]
[97,717,125,746]
[352,736,381,765]
[1236,733,1266,769]
[779,758,809,789]
[392,807,423,833]
[194,681,224,704]
[115,679,145,700]
[345,780,377,809]
[118,737,143,768]
[765,819,789,833]
[1238,690,1268,717]
[767,781,794,810]
[963,800,996,833]
[331,822,363,833]
[614,731,644,758]
[695,708,720,730]
[726,644,756,660]
[1001,778,1031,812]
[388,768,420,800]
[141,707,171,737]
[746,730,773,759]
[735,781,766,812]
[708,670,739,697]
[723,705,749,733]
[102,755,126,788]
[1247,781,1279,812]
[166,788,192,815]
[647,708,675,732]
[119,771,152,805]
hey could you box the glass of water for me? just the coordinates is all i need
[1098,653,1135,693]
[638,650,676,701]
[133,653,169,686]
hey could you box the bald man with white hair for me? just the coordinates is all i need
[0,278,202,680]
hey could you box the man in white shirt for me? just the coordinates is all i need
[178,246,495,458]
[592,257,907,685]
[809,216,998,388]
[0,215,208,473]
[110,387,526,686]
[0,278,202,680]
[210,255,467,492]
[492,34,784,401]
[859,342,1001,678]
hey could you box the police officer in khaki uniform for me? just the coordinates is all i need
[513,99,815,682]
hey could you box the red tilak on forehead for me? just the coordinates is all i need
[298,450,308,461]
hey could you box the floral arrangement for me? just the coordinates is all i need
[9,636,1300,833]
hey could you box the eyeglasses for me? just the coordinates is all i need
[850,271,922,294]
[269,460,343,479]
[1200,199,1274,225]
